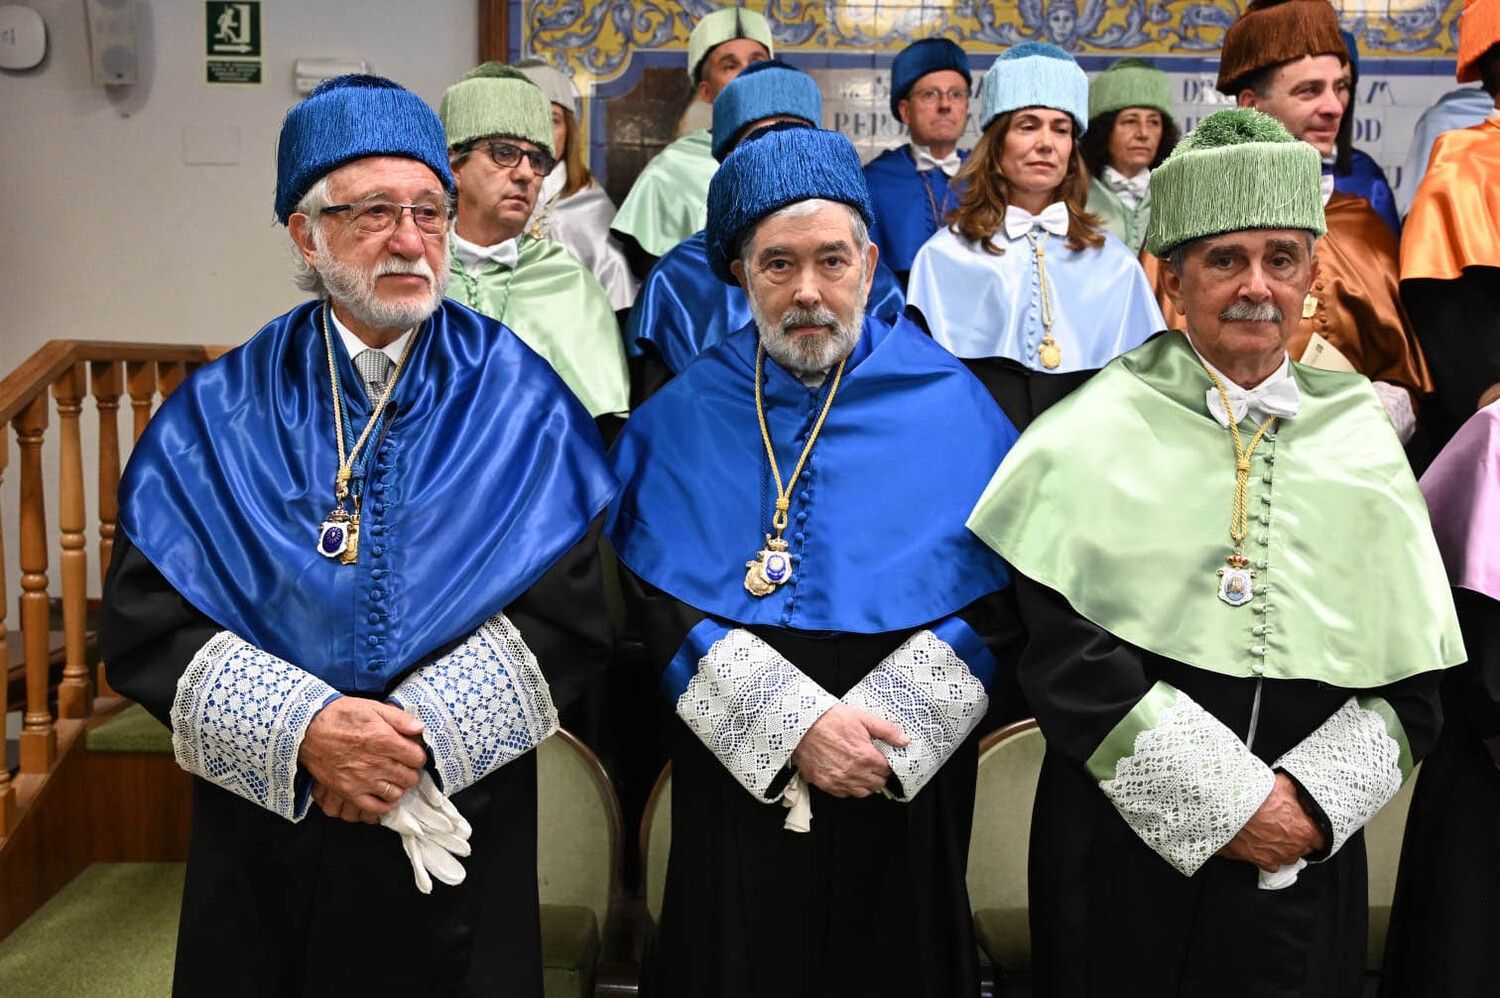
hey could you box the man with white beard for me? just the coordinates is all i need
[98,75,617,996]
[606,125,1024,998]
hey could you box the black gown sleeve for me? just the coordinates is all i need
[1403,268,1500,449]
[503,513,614,713]
[612,230,662,284]
[629,344,675,410]
[100,528,221,728]
[619,569,708,684]
[1452,587,1500,741]
[953,587,1031,727]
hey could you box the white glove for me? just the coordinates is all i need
[1258,858,1306,890]
[380,771,473,894]
[1372,381,1417,444]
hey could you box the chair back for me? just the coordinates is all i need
[639,763,673,925]
[536,729,622,937]
[1364,761,1420,971]
[967,719,1045,973]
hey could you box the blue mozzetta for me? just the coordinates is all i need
[118,299,617,692]
[705,125,875,282]
[978,41,1090,133]
[863,145,968,280]
[710,59,824,161]
[889,37,972,116]
[626,229,906,369]
[274,74,454,223]
[608,312,1016,634]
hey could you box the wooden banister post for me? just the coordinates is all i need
[126,360,154,444]
[54,364,90,718]
[15,393,55,772]
[156,361,186,400]
[0,434,15,834]
[92,360,123,698]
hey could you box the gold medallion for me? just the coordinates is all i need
[744,535,793,597]
[1039,339,1062,370]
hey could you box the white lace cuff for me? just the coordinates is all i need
[841,629,989,801]
[1273,697,1406,857]
[170,631,336,822]
[676,628,838,802]
[1091,683,1275,876]
[391,613,558,797]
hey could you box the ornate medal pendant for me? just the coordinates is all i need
[744,535,793,597]
[317,508,360,564]
[1217,552,1255,607]
[1039,337,1062,370]
[1301,293,1318,319]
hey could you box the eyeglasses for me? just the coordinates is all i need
[480,140,557,177]
[321,200,451,236]
[910,87,970,105]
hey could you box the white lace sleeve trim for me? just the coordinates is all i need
[1273,697,1404,857]
[1100,691,1275,876]
[675,628,838,802]
[170,630,336,822]
[392,612,558,796]
[841,629,989,801]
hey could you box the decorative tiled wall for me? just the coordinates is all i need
[514,1,1470,207]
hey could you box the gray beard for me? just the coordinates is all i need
[313,230,449,333]
[749,297,865,385]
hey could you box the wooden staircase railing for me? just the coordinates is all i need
[0,341,230,840]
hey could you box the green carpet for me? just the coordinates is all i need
[0,863,182,996]
[86,705,172,755]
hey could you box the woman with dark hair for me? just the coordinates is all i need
[907,43,1163,429]
[517,60,638,310]
[1081,59,1180,252]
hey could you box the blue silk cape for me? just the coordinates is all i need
[863,146,967,279]
[1329,150,1400,236]
[625,229,906,371]
[119,299,617,693]
[907,225,1165,371]
[607,312,1016,633]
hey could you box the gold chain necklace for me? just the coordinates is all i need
[1204,366,1277,607]
[1026,230,1062,370]
[743,341,846,597]
[315,303,419,565]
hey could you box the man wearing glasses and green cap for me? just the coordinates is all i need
[442,63,629,428]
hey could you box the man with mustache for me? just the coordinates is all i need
[1141,0,1431,447]
[98,75,617,996]
[968,107,1461,995]
[608,126,1023,997]
[440,63,628,429]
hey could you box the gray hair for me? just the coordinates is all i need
[1165,230,1318,273]
[736,198,871,275]
[292,176,334,295]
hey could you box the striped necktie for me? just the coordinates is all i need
[353,348,393,402]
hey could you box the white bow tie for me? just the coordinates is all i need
[1103,166,1150,207]
[912,144,961,177]
[452,234,520,273]
[1205,368,1302,427]
[1004,202,1070,240]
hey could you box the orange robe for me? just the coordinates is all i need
[1142,192,1432,396]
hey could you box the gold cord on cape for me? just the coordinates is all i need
[1203,365,1277,606]
[1027,230,1062,369]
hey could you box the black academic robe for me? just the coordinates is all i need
[629,574,1022,998]
[1379,588,1500,997]
[1015,576,1442,998]
[956,358,1098,432]
[1403,268,1500,458]
[99,518,612,998]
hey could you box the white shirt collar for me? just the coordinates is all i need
[1320,172,1336,207]
[450,230,521,275]
[329,308,413,366]
[1186,334,1300,427]
[1101,165,1150,208]
[910,141,962,177]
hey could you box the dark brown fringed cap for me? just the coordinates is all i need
[1215,0,1349,96]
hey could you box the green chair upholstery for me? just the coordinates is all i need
[536,729,622,998]
[640,764,673,926]
[967,720,1045,976]
[86,703,173,754]
[0,863,183,995]
[1364,761,1420,972]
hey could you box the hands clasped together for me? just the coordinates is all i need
[299,697,471,894]
[791,703,909,798]
[1219,772,1326,888]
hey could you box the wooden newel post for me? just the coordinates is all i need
[92,360,123,698]
[15,393,55,773]
[0,434,15,834]
[55,365,91,718]
[126,360,154,444]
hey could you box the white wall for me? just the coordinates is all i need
[0,0,477,603]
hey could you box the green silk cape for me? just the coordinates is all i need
[610,129,717,257]
[447,234,628,418]
[967,331,1462,688]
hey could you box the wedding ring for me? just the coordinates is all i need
[378,780,393,802]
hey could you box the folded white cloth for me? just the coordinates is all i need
[1258,858,1307,890]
